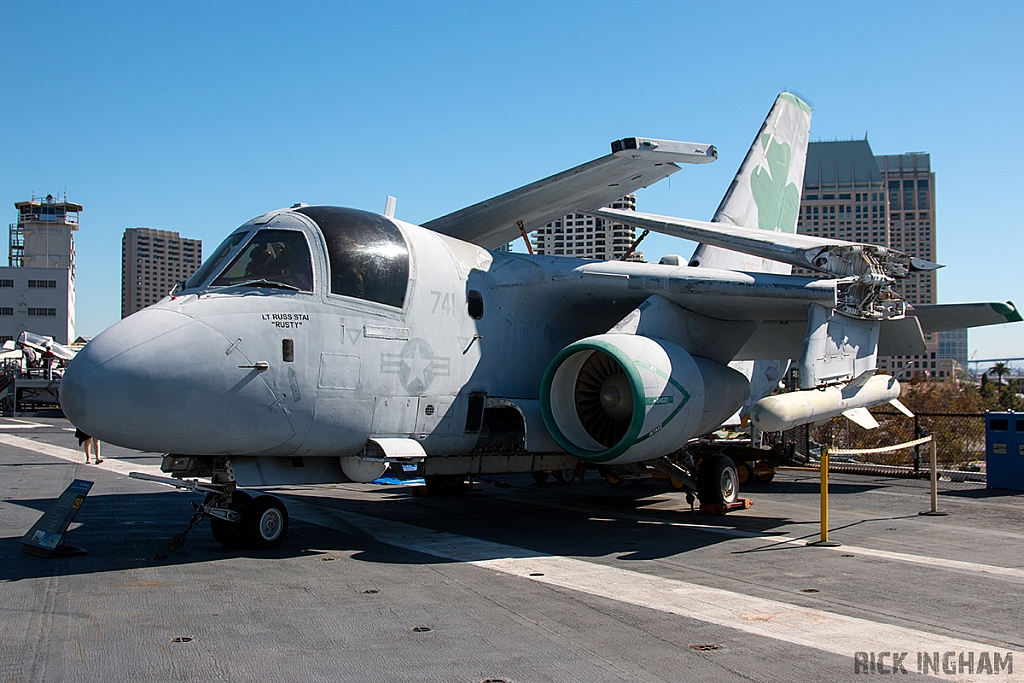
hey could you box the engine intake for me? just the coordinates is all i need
[540,335,749,464]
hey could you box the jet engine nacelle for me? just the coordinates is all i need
[540,334,750,465]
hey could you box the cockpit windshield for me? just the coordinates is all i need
[211,229,314,292]
[184,229,248,289]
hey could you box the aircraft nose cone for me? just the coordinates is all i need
[62,308,293,454]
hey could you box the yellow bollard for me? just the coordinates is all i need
[808,445,842,546]
[920,437,948,516]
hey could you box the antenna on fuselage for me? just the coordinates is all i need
[384,195,397,218]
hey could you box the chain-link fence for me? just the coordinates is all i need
[773,412,986,484]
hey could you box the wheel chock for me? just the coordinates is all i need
[698,498,753,515]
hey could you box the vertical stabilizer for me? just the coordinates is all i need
[690,92,812,274]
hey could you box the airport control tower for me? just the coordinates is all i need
[0,195,80,344]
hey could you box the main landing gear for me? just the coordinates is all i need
[129,472,289,550]
[595,452,740,506]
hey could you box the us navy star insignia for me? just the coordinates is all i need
[381,338,451,394]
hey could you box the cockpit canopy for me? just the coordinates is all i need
[184,206,410,309]
[296,206,409,308]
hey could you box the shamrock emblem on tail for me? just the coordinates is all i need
[750,133,800,234]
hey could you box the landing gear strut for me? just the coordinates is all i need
[209,490,252,548]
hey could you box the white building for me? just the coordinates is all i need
[0,196,79,344]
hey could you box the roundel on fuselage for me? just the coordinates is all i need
[295,206,410,309]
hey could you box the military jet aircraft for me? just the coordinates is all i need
[60,93,1020,549]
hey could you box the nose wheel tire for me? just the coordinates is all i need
[697,455,739,505]
[210,490,253,548]
[243,495,289,550]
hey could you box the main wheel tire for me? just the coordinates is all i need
[424,474,468,496]
[531,471,550,484]
[697,455,739,505]
[553,469,574,484]
[210,490,252,548]
[243,495,288,550]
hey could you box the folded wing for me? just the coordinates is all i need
[424,138,716,249]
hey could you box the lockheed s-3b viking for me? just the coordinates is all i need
[60,94,1020,549]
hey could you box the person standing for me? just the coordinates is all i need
[75,428,102,464]
[41,342,56,380]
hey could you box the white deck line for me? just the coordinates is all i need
[289,500,1022,683]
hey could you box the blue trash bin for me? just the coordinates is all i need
[986,412,1023,491]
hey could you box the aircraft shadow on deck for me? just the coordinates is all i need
[2,479,814,581]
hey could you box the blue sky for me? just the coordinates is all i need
[2,1,1021,362]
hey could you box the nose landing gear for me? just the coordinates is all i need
[207,491,289,550]
[129,471,290,551]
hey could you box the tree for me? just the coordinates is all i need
[998,376,1023,411]
[828,376,988,467]
[990,361,1010,401]
[980,373,996,405]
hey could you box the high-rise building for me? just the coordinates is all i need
[122,228,202,318]
[0,195,80,344]
[531,194,643,261]
[937,328,968,377]
[875,153,936,307]
[797,141,956,379]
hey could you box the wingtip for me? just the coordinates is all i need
[993,301,1023,323]
[909,257,943,271]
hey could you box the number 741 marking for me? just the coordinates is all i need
[430,291,456,315]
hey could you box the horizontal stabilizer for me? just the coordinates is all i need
[842,407,879,430]
[907,302,1022,333]
[425,138,716,249]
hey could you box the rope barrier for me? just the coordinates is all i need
[829,435,932,456]
[806,435,946,545]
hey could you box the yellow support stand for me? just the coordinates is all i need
[807,445,842,547]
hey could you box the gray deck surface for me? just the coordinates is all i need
[2,416,1022,682]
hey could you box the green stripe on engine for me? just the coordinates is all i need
[631,360,691,445]
[539,339,646,463]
